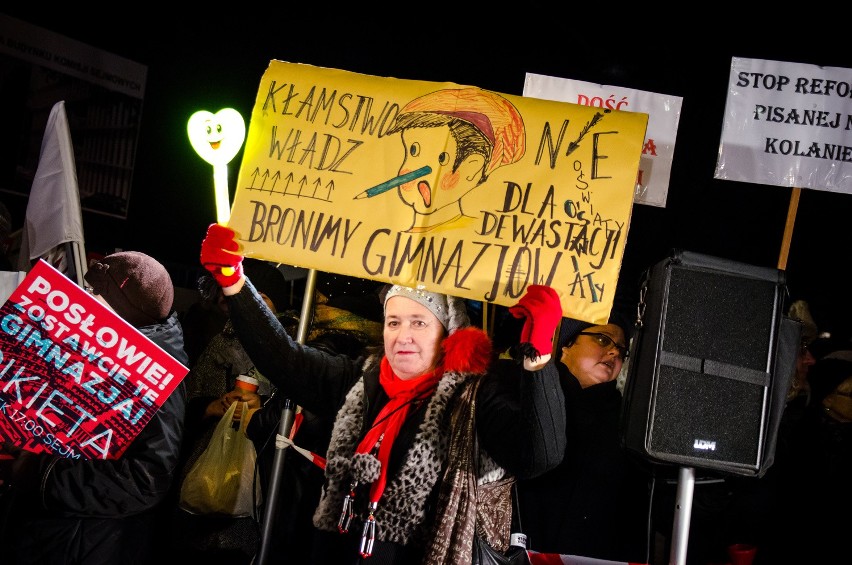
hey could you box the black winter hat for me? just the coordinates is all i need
[557,309,635,350]
[84,251,174,328]
[557,318,595,349]
[243,258,289,313]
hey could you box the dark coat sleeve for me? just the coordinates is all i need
[475,358,566,479]
[226,278,364,417]
[30,380,187,516]
[23,313,189,517]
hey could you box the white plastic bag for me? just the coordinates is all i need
[179,401,262,516]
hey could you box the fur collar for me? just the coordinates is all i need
[312,327,497,547]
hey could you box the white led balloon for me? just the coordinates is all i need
[187,108,246,224]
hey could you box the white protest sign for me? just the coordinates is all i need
[715,57,852,194]
[523,72,680,208]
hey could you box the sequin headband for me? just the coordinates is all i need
[383,285,469,334]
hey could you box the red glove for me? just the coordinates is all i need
[509,285,563,361]
[200,223,244,287]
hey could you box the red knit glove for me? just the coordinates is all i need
[508,285,563,361]
[200,223,244,288]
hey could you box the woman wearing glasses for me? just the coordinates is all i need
[515,314,651,563]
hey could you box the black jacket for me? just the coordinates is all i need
[227,278,566,564]
[517,365,651,562]
[0,311,188,565]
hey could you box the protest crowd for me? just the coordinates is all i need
[0,19,850,565]
[0,219,847,565]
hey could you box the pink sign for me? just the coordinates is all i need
[0,260,188,459]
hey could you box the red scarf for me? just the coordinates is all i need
[355,356,443,504]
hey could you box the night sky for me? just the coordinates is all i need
[2,11,851,339]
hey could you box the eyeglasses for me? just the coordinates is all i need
[577,332,629,360]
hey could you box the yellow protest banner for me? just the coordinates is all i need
[229,60,648,324]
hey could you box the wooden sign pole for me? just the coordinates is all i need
[777,187,801,271]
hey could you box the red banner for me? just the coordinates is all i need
[0,260,188,459]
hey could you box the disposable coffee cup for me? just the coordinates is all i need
[727,543,757,565]
[235,375,259,393]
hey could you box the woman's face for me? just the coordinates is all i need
[383,296,445,380]
[560,323,626,388]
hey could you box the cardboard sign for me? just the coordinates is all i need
[0,260,188,460]
[229,61,649,324]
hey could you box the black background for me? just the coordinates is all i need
[2,11,850,338]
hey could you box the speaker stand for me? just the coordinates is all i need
[669,466,695,565]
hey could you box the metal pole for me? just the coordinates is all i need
[669,466,695,565]
[255,268,318,565]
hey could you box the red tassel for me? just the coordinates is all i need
[443,326,492,374]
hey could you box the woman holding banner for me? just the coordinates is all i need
[200,223,566,564]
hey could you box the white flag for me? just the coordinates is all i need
[18,101,86,282]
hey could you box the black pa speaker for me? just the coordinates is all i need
[621,250,799,477]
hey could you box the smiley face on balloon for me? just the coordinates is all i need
[187,108,246,166]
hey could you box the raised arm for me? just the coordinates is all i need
[199,223,362,415]
[477,286,567,478]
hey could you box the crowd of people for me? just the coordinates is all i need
[0,220,849,564]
